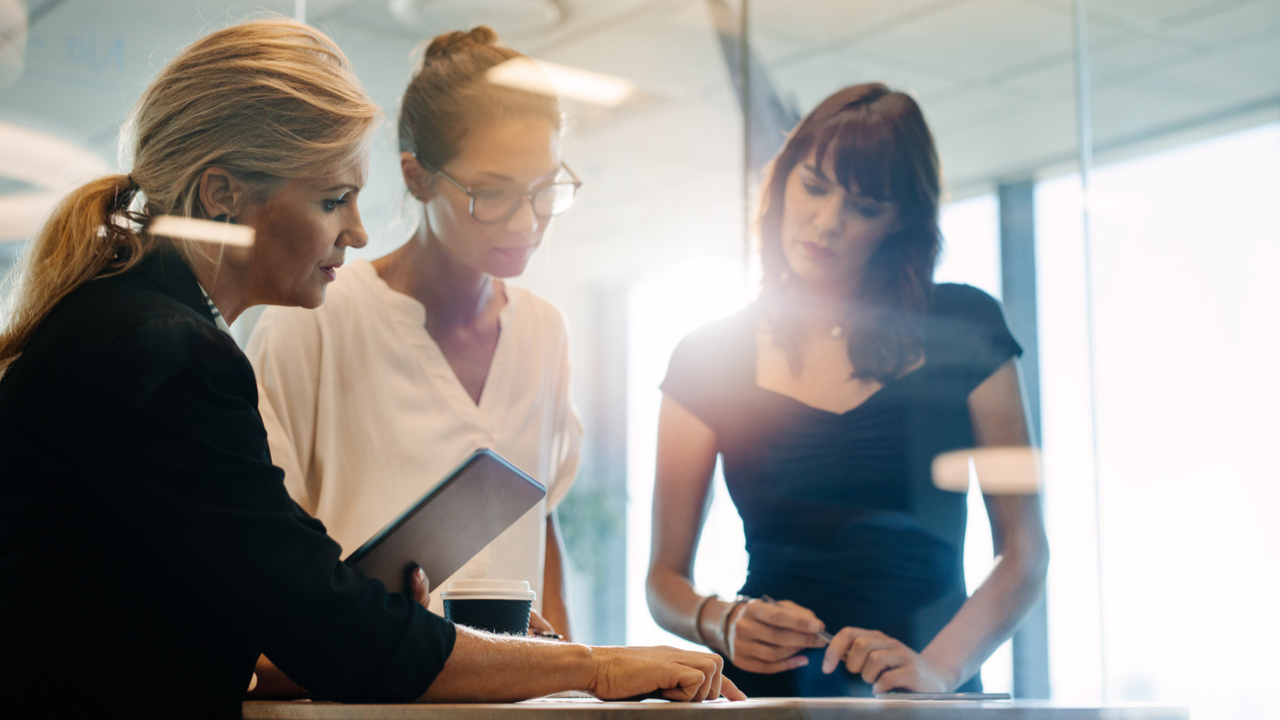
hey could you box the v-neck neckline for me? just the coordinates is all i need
[755,375,900,418]
[360,259,513,413]
[751,319,923,418]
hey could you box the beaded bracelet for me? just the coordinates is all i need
[690,593,718,647]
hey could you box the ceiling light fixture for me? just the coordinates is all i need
[488,57,635,108]
[389,0,562,40]
[0,121,108,243]
[0,0,26,90]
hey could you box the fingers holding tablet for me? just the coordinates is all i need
[409,566,430,609]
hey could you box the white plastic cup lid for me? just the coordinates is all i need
[440,579,537,601]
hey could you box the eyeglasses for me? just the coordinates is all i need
[420,159,582,225]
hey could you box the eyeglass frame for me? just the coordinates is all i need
[416,157,583,225]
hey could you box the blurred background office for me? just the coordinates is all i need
[2,0,1277,717]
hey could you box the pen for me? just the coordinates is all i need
[760,594,834,643]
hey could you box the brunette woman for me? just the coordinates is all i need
[646,83,1049,697]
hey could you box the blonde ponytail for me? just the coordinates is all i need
[0,18,377,376]
[0,175,148,374]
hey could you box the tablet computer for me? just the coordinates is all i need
[344,448,546,594]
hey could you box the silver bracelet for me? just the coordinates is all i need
[690,594,718,647]
[715,594,750,657]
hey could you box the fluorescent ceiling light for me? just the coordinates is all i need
[389,0,562,40]
[487,58,635,108]
[0,0,26,90]
[0,121,107,191]
[0,121,109,242]
[0,191,58,243]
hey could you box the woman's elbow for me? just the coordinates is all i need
[645,564,676,609]
[1001,526,1049,586]
[1017,530,1050,586]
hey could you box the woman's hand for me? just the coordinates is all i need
[528,609,563,639]
[587,645,746,702]
[248,655,307,698]
[726,598,828,674]
[409,566,431,609]
[822,627,955,693]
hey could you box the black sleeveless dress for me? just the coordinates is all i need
[661,283,1021,697]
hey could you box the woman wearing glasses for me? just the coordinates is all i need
[247,27,583,642]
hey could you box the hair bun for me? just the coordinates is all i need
[424,26,500,60]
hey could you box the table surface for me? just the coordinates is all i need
[243,698,1189,720]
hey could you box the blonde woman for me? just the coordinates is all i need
[248,27,581,637]
[0,19,738,719]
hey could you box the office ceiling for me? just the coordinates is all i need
[2,0,1279,270]
[330,0,1280,188]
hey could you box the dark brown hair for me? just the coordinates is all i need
[758,83,941,382]
[398,26,561,170]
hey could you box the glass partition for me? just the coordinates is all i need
[3,3,1278,715]
[1077,1,1280,717]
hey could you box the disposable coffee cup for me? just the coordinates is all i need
[441,579,535,635]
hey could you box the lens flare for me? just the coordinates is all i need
[932,446,1042,495]
[149,216,254,248]
[487,57,634,108]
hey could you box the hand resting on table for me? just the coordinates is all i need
[822,627,952,694]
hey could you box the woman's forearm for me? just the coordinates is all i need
[920,535,1049,689]
[646,566,733,652]
[647,395,724,649]
[542,515,573,641]
[541,586,572,642]
[927,361,1049,689]
[646,566,701,642]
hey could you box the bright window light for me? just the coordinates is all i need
[1038,122,1280,718]
[625,256,749,648]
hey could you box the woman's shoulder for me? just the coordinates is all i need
[504,281,576,356]
[930,282,1004,320]
[659,303,758,429]
[926,282,1022,376]
[0,269,258,487]
[52,263,237,364]
[100,312,251,390]
[665,303,758,382]
[18,270,251,410]
[504,284,570,338]
[673,302,759,358]
[928,282,1015,339]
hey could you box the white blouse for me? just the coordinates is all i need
[246,259,582,614]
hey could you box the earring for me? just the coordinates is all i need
[212,214,236,224]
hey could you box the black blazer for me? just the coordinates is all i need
[0,247,455,719]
